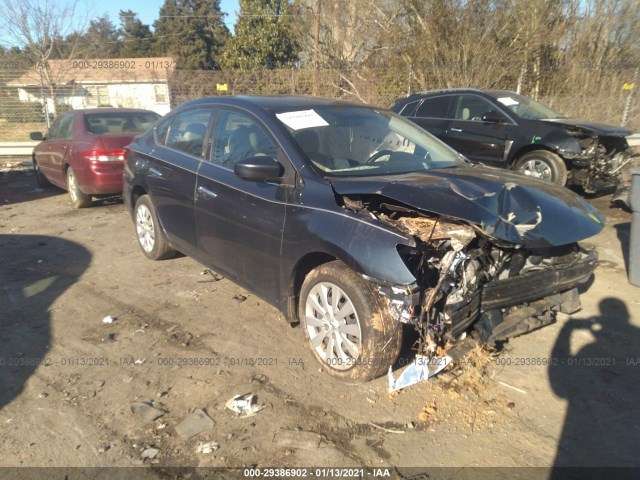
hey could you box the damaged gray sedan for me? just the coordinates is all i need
[124,96,603,382]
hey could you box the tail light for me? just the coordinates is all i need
[83,149,125,162]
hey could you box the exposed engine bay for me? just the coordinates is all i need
[342,195,598,356]
[561,126,631,193]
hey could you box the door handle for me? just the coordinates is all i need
[449,128,463,133]
[149,167,163,176]
[197,185,218,198]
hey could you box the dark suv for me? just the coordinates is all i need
[391,89,635,193]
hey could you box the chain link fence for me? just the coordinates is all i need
[0,65,49,143]
[1,65,638,143]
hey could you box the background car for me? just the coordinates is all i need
[391,89,635,193]
[30,108,160,208]
[123,96,602,382]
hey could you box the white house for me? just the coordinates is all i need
[7,57,175,116]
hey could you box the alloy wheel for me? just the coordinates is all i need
[519,159,552,180]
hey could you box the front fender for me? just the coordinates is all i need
[282,204,417,286]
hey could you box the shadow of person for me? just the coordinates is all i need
[0,234,91,410]
[549,298,640,477]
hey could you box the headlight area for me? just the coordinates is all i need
[563,126,632,193]
[366,213,598,356]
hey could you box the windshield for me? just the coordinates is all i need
[490,92,563,120]
[275,106,463,177]
[84,112,160,134]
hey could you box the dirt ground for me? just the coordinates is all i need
[1,157,639,479]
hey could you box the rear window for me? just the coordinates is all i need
[84,112,160,134]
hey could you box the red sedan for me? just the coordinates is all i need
[31,108,160,208]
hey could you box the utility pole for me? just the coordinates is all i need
[313,0,321,95]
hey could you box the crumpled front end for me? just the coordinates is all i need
[560,126,632,193]
[344,195,598,353]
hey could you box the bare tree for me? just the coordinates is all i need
[0,0,87,119]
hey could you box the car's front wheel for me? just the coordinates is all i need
[299,261,402,382]
[134,195,176,260]
[66,167,92,208]
[513,150,568,186]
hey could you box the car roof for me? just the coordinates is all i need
[176,95,368,112]
[77,108,159,115]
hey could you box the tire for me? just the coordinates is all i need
[513,150,568,186]
[134,195,176,260]
[33,157,51,187]
[66,167,92,208]
[298,261,402,382]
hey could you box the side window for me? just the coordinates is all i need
[211,110,277,168]
[399,100,420,116]
[415,96,451,118]
[56,113,74,140]
[46,116,63,140]
[165,108,214,157]
[154,115,173,145]
[454,95,504,121]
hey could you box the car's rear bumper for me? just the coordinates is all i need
[77,161,124,195]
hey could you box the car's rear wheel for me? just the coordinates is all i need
[134,195,175,260]
[513,150,567,186]
[299,261,402,382]
[66,167,92,208]
[32,157,50,187]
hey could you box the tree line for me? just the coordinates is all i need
[0,0,638,99]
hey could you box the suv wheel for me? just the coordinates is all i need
[134,195,176,260]
[299,261,402,382]
[514,150,568,186]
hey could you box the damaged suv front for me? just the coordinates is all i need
[286,104,604,381]
[543,119,633,193]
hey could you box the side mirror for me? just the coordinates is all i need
[30,132,44,141]
[481,111,504,124]
[234,155,284,182]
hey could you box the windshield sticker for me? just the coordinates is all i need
[497,97,519,106]
[276,110,329,130]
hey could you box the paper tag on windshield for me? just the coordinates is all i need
[497,97,519,106]
[276,109,329,130]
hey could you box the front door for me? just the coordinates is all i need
[37,112,73,187]
[194,108,293,302]
[444,94,509,165]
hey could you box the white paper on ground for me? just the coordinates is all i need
[388,354,452,393]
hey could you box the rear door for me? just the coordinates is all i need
[402,95,453,142]
[146,106,215,256]
[194,108,294,302]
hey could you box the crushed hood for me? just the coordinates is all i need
[542,118,633,137]
[330,166,604,248]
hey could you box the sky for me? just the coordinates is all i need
[87,0,240,32]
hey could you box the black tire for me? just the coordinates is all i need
[513,150,568,186]
[133,195,176,260]
[32,157,51,188]
[298,261,402,382]
[66,167,92,208]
